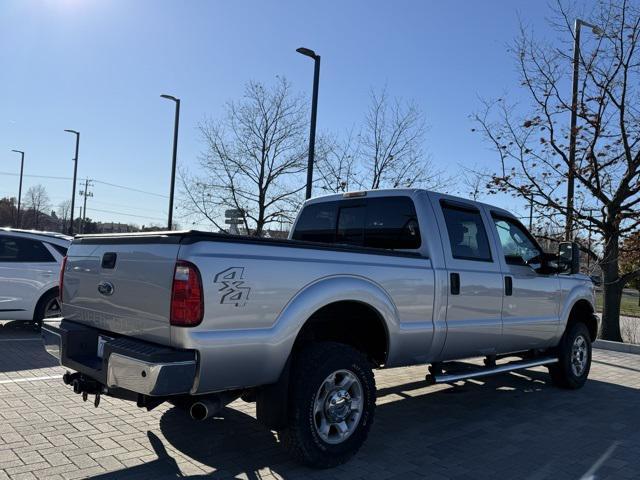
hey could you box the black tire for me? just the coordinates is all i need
[278,342,376,468]
[548,322,592,389]
[33,289,60,328]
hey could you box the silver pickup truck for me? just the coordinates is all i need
[42,189,597,468]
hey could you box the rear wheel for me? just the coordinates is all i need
[548,322,592,389]
[278,342,376,468]
[34,289,60,328]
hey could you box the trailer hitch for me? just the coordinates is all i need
[65,372,104,408]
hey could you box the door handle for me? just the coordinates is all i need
[450,272,460,295]
[505,276,513,296]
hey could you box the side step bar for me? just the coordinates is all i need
[428,357,558,384]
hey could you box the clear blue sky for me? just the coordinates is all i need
[0,0,587,229]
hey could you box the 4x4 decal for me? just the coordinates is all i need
[213,267,251,306]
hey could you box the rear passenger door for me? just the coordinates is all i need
[0,235,58,319]
[431,198,504,360]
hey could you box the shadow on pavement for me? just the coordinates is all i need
[89,368,640,480]
[0,321,59,373]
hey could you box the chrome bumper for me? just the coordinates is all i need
[42,319,197,396]
[42,326,62,361]
[106,353,196,395]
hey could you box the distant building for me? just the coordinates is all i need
[95,222,136,234]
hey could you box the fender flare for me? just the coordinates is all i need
[559,283,598,340]
[273,274,400,365]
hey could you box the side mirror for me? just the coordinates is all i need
[558,242,580,274]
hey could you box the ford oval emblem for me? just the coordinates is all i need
[97,281,115,296]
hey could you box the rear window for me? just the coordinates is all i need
[291,202,337,243]
[0,236,56,262]
[337,205,366,245]
[365,197,421,249]
[49,243,69,257]
[292,196,421,250]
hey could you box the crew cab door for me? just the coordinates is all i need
[431,197,504,360]
[488,214,560,352]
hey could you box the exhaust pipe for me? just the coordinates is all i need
[189,398,222,421]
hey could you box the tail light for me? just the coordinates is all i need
[171,261,204,326]
[59,256,68,303]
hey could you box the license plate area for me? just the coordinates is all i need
[97,335,114,359]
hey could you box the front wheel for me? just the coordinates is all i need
[548,322,592,389]
[278,342,376,468]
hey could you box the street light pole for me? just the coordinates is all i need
[64,130,80,235]
[296,47,321,200]
[566,19,604,241]
[11,150,24,228]
[160,94,180,230]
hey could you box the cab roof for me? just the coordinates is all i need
[0,227,73,244]
[303,188,517,219]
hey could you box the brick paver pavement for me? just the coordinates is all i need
[0,322,638,479]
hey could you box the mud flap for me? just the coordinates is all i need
[256,356,291,429]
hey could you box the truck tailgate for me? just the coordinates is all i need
[61,237,181,346]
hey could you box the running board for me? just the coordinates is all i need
[427,357,558,384]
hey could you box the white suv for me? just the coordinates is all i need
[0,228,71,326]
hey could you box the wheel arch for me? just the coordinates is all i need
[33,286,60,322]
[278,275,398,367]
[293,299,390,366]
[565,298,598,341]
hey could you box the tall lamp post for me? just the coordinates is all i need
[565,19,604,240]
[11,150,24,228]
[64,129,80,235]
[161,94,180,230]
[296,47,321,200]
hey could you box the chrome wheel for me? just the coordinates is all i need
[313,369,363,445]
[571,334,588,376]
[43,297,61,319]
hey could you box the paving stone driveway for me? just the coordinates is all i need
[0,322,638,480]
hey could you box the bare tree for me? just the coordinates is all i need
[315,90,444,193]
[360,89,443,190]
[472,0,640,341]
[460,166,486,201]
[57,200,72,233]
[183,77,308,236]
[314,130,359,193]
[25,185,50,230]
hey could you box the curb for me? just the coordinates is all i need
[594,339,640,355]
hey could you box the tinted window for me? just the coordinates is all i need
[0,237,56,262]
[365,197,421,249]
[493,217,541,265]
[442,206,492,261]
[337,205,365,245]
[291,202,337,243]
[50,243,68,257]
[292,196,422,250]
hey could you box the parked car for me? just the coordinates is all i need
[0,228,71,326]
[42,189,597,468]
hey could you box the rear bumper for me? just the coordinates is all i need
[42,319,197,396]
